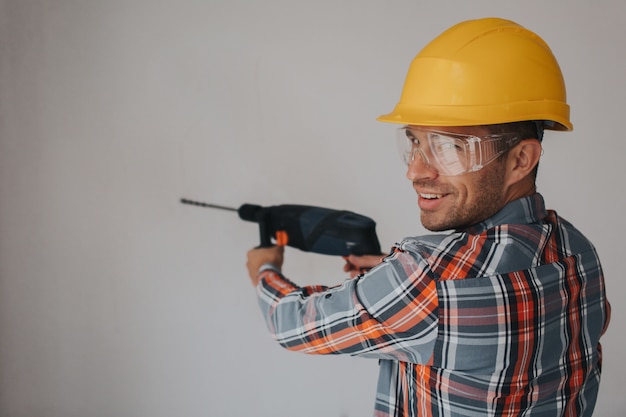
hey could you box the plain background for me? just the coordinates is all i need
[1,1,624,416]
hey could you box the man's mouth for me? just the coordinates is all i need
[419,193,444,200]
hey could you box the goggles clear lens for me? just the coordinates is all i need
[397,127,521,176]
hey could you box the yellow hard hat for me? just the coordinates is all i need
[378,18,572,131]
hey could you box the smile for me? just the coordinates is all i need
[419,193,444,199]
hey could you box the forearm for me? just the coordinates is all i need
[255,253,438,363]
[256,269,370,355]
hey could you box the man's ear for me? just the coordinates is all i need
[505,139,543,184]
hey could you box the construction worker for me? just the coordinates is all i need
[246,18,610,416]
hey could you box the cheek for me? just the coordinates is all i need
[473,170,507,206]
[458,168,507,209]
[447,178,473,202]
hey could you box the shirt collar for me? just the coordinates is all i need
[461,193,548,235]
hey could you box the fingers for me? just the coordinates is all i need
[246,245,285,284]
[342,254,385,278]
[345,254,385,268]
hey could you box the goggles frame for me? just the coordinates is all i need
[398,127,522,176]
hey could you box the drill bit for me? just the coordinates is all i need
[180,198,237,212]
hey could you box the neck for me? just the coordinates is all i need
[504,180,536,204]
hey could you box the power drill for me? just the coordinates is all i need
[180,198,381,256]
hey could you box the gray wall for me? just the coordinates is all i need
[1,1,624,416]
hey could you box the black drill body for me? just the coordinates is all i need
[180,198,381,256]
[238,204,381,256]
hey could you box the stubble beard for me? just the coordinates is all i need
[420,163,507,232]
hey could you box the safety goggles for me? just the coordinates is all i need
[397,127,522,176]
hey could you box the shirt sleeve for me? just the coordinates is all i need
[256,248,439,364]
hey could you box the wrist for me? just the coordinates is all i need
[252,263,282,287]
[259,263,281,274]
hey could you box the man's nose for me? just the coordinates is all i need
[406,149,438,181]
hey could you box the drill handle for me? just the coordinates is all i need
[258,218,288,248]
[237,204,272,247]
[257,218,273,248]
[251,207,286,248]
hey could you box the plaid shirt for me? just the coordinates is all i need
[257,194,610,416]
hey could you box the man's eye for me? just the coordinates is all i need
[405,133,419,146]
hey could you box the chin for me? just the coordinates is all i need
[420,216,453,232]
[421,211,473,232]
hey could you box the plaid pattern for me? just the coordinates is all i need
[257,194,610,416]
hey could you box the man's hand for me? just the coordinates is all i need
[342,254,385,278]
[246,245,284,286]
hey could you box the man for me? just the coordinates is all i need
[246,18,610,416]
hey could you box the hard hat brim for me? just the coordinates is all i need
[377,100,572,131]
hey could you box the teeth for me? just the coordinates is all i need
[420,193,443,199]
